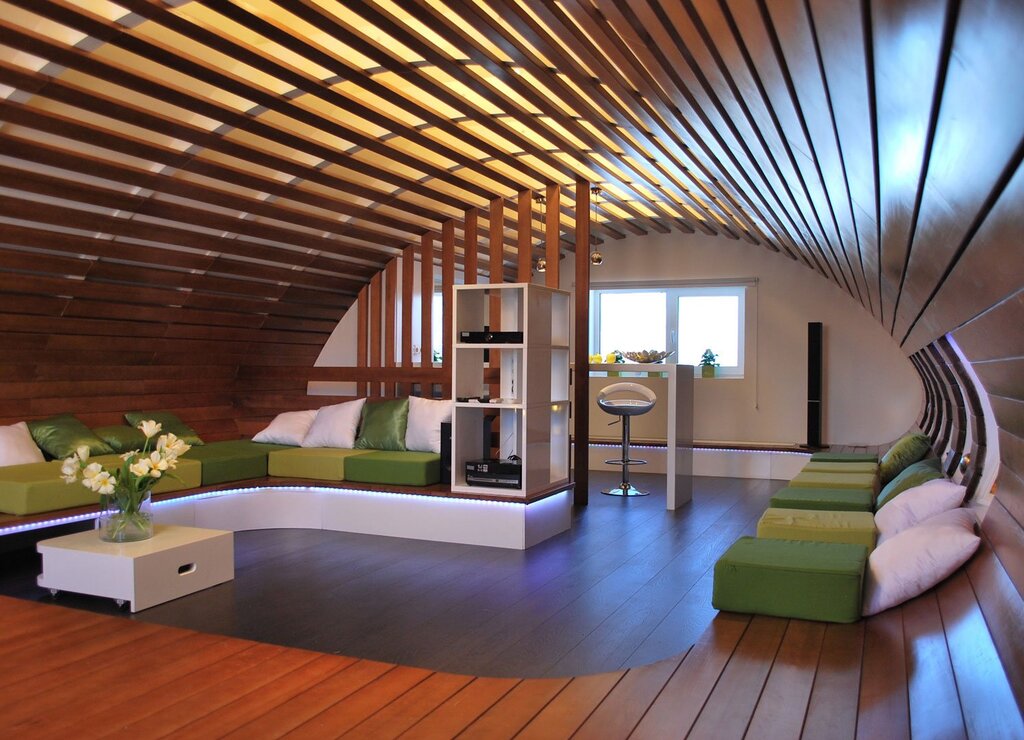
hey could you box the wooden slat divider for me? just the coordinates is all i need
[369,272,383,399]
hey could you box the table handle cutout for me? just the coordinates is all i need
[178,563,197,575]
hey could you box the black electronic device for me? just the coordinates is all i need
[465,458,522,489]
[459,330,523,344]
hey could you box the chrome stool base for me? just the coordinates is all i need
[602,483,649,497]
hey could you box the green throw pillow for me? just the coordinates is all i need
[876,458,943,511]
[354,398,409,451]
[27,414,114,459]
[123,411,204,446]
[879,432,932,485]
[92,424,148,454]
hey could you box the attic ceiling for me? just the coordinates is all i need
[1,0,1021,352]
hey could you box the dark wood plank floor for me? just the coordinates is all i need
[0,472,780,678]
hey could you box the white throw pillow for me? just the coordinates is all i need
[252,409,318,446]
[301,399,366,449]
[862,507,979,616]
[0,422,46,467]
[404,396,453,453]
[875,478,967,539]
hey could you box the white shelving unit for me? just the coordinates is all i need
[451,283,571,498]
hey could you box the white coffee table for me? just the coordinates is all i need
[37,525,234,612]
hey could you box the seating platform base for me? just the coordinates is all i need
[152,485,572,550]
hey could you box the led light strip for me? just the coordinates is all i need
[0,484,568,537]
[589,443,811,457]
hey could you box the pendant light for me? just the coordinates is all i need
[590,186,604,266]
[534,193,546,272]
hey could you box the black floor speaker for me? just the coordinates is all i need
[807,322,823,448]
[440,421,452,484]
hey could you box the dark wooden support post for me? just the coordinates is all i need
[420,233,434,373]
[441,220,456,386]
[574,180,591,506]
[384,260,397,396]
[545,183,560,289]
[517,190,532,282]
[356,286,368,398]
[369,271,382,398]
[401,245,414,396]
[464,207,478,285]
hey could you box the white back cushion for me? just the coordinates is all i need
[875,478,967,540]
[0,422,46,467]
[862,507,979,616]
[252,409,318,446]
[301,399,366,449]
[405,396,453,453]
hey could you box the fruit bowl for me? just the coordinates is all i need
[622,350,673,364]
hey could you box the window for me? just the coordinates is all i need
[591,282,749,377]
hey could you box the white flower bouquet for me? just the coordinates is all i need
[61,420,191,541]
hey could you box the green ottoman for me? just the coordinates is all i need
[789,470,879,494]
[713,536,868,623]
[184,440,293,485]
[802,461,879,475]
[344,451,441,487]
[810,451,879,464]
[267,448,375,481]
[770,486,875,512]
[757,508,877,551]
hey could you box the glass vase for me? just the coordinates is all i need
[98,490,154,543]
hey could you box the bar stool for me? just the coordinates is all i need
[597,382,657,496]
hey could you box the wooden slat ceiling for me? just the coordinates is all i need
[0,0,1021,350]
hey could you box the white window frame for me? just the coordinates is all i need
[590,279,754,379]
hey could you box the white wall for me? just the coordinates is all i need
[562,232,922,446]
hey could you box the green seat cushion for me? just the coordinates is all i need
[0,461,103,515]
[183,440,293,486]
[123,411,204,446]
[91,454,202,494]
[875,457,944,511]
[810,451,879,464]
[344,451,441,487]
[789,470,879,494]
[770,486,876,512]
[879,432,932,485]
[92,425,147,455]
[27,415,114,460]
[802,461,879,475]
[757,508,877,551]
[713,536,867,623]
[0,456,201,516]
[354,398,409,451]
[267,447,375,481]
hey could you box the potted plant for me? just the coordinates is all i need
[699,348,719,378]
[60,421,191,542]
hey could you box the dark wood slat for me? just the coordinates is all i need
[935,568,1024,739]
[745,619,826,738]
[458,677,570,739]
[902,590,967,739]
[516,671,625,739]
[339,671,472,738]
[801,621,865,740]
[401,677,521,739]
[686,615,788,738]
[569,655,679,738]
[856,606,910,740]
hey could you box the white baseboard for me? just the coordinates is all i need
[588,445,809,481]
